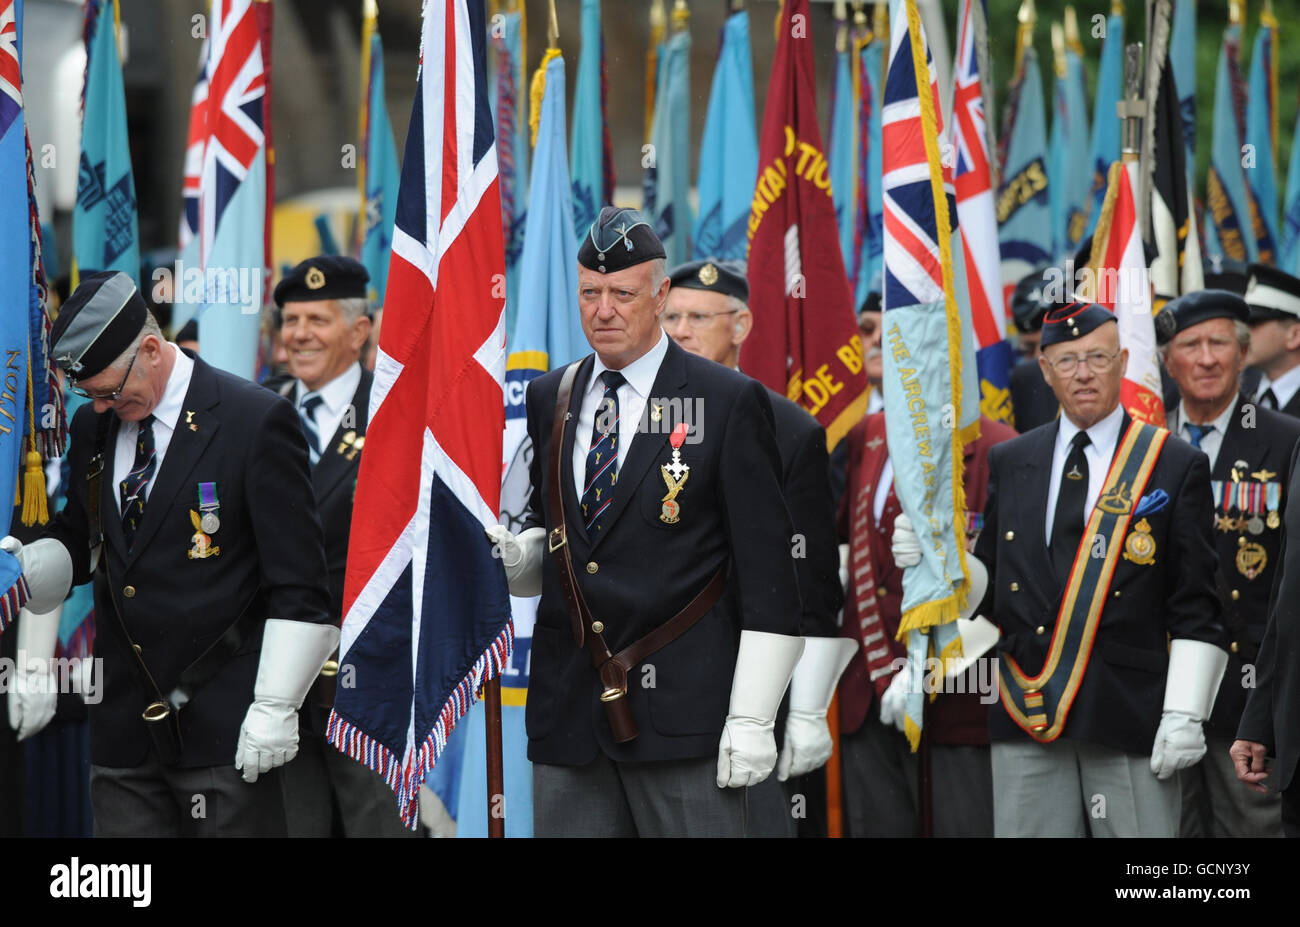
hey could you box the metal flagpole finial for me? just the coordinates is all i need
[1051,23,1066,79]
[834,0,846,52]
[1110,0,1124,16]
[363,0,377,20]
[1119,41,1144,160]
[546,0,559,47]
[852,1,867,28]
[1228,0,1244,26]
[1063,5,1083,55]
[672,0,689,32]
[873,1,887,42]
[1017,0,1037,28]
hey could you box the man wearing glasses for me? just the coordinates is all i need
[895,302,1227,836]
[1,271,337,836]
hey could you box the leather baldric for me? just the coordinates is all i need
[547,360,725,743]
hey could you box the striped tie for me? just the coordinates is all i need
[581,370,626,535]
[120,415,156,547]
[299,392,325,466]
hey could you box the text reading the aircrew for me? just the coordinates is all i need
[886,323,940,532]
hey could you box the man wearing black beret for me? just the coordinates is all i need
[1158,288,1299,838]
[896,302,1228,835]
[2,271,337,836]
[484,208,806,836]
[1007,265,1062,432]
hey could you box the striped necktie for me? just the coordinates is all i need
[581,370,626,535]
[299,392,325,466]
[120,415,156,547]
[1184,423,1214,449]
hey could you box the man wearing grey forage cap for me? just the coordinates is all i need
[1,270,337,836]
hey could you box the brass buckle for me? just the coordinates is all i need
[548,526,566,552]
[319,659,339,678]
[142,701,171,723]
[599,686,626,703]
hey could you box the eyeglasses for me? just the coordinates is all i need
[1045,350,1120,377]
[662,309,739,329]
[68,347,140,401]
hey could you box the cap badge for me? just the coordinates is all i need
[698,263,719,286]
[305,267,326,290]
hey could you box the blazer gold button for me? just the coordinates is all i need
[1010,582,1020,592]
[586,561,598,574]
[132,644,142,655]
[124,585,136,598]
[1112,590,1121,599]
[1230,641,1239,654]
[1036,625,1046,635]
[1005,531,1015,541]
[876,587,887,597]
[591,621,605,634]
[1231,589,1240,601]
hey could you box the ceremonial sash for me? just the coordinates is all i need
[999,421,1167,742]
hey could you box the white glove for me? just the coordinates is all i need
[878,660,913,732]
[235,619,340,783]
[0,536,74,614]
[891,514,922,568]
[717,630,805,788]
[7,604,62,741]
[484,525,545,598]
[776,636,857,781]
[837,543,850,593]
[1149,638,1229,780]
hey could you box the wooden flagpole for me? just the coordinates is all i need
[485,678,505,837]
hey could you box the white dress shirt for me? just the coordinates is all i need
[874,458,893,524]
[113,344,195,513]
[295,362,363,453]
[1044,403,1125,539]
[571,331,670,499]
[1256,362,1300,412]
[1170,399,1236,471]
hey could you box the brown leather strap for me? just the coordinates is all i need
[549,361,588,647]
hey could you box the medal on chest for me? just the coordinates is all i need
[189,482,221,559]
[659,422,690,524]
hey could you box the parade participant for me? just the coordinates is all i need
[263,256,412,837]
[858,292,884,415]
[1,271,337,837]
[1245,265,1300,419]
[485,208,805,837]
[662,258,853,833]
[1233,441,1300,837]
[1158,289,1299,838]
[836,408,1014,837]
[896,302,1227,836]
[1007,266,1058,432]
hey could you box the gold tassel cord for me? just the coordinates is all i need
[21,353,48,527]
[529,48,562,148]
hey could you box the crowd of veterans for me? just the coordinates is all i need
[3,206,1300,838]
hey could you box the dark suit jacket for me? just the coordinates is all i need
[522,338,801,766]
[1169,396,1300,736]
[1008,359,1058,433]
[973,413,1226,756]
[44,352,332,768]
[1238,441,1300,793]
[766,388,842,638]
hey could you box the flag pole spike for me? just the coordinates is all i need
[1051,22,1066,79]
[851,1,866,28]
[1014,0,1036,79]
[1063,6,1083,55]
[546,0,558,47]
[1111,0,1124,16]
[834,0,846,52]
[1119,41,1144,161]
[672,0,689,32]
[1261,0,1276,25]
[873,1,887,43]
[1228,0,1244,26]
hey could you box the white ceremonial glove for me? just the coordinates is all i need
[1149,638,1229,780]
[717,631,806,788]
[879,661,913,733]
[891,514,922,569]
[235,619,340,783]
[837,543,850,593]
[484,525,545,598]
[777,637,857,781]
[0,536,74,615]
[7,604,62,741]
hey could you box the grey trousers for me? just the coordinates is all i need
[991,738,1180,837]
[280,730,415,838]
[90,753,286,837]
[1179,733,1284,837]
[533,754,790,837]
[839,706,993,837]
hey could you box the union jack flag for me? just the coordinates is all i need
[327,0,512,830]
[178,37,207,249]
[0,1,20,135]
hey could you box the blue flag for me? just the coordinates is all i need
[645,27,691,265]
[1049,39,1090,261]
[570,0,613,244]
[694,10,757,261]
[1083,9,1123,239]
[830,20,854,270]
[1280,101,1300,274]
[1171,0,1197,170]
[73,0,138,285]
[491,9,528,343]
[856,33,885,304]
[1204,21,1256,263]
[997,48,1051,304]
[359,20,400,306]
[1245,14,1279,264]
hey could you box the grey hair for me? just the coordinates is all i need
[1159,318,1253,360]
[334,296,371,324]
[727,295,749,316]
[648,257,668,292]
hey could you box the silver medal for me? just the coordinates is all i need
[1247,516,1264,536]
[200,512,221,534]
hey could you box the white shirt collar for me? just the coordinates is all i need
[1174,397,1236,437]
[1259,362,1300,410]
[151,344,194,433]
[589,330,669,399]
[296,362,362,414]
[1057,402,1125,456]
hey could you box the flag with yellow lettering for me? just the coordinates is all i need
[995,35,1050,317]
[740,0,867,449]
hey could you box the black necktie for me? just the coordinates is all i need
[1260,388,1279,410]
[581,370,626,536]
[120,415,156,548]
[1185,423,1214,449]
[1050,430,1091,582]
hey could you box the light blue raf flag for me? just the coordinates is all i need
[997,48,1051,303]
[857,33,884,304]
[1049,38,1090,261]
[694,10,757,261]
[73,0,139,286]
[1203,20,1256,264]
[1245,14,1278,264]
[829,20,854,270]
[1083,9,1123,239]
[1170,0,1196,170]
[452,51,584,839]
[570,0,611,243]
[1280,100,1300,274]
[360,28,400,307]
[645,27,692,266]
